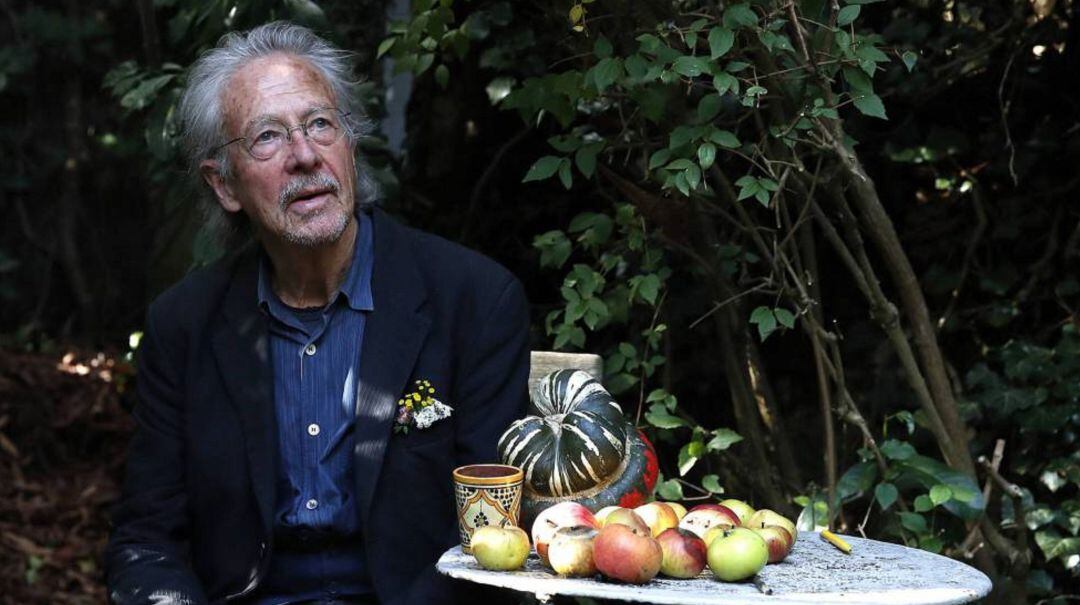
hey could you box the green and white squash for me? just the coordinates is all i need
[498,370,660,526]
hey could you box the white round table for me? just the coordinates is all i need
[436,531,992,604]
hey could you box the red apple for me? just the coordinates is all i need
[656,528,708,578]
[548,526,599,576]
[752,525,793,563]
[665,501,688,520]
[601,508,651,534]
[595,505,622,525]
[718,499,756,526]
[634,502,680,537]
[532,502,599,566]
[593,523,663,584]
[747,509,797,545]
[678,507,739,540]
[707,527,768,582]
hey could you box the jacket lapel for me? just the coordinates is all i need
[354,208,431,526]
[211,250,278,536]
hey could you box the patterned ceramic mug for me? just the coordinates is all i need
[452,464,524,553]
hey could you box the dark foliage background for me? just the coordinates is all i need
[0,0,1077,602]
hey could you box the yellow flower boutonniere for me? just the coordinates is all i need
[394,380,453,434]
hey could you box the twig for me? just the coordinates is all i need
[689,283,769,330]
[998,43,1022,186]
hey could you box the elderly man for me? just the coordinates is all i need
[105,22,529,605]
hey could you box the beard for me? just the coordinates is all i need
[277,172,352,247]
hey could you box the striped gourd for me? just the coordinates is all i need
[498,370,628,497]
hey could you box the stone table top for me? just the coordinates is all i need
[436,531,992,604]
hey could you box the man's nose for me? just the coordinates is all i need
[283,131,322,172]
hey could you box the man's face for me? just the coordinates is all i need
[201,54,356,248]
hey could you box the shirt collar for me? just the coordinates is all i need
[256,209,376,314]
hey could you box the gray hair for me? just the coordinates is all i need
[178,21,380,249]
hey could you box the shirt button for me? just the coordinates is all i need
[307,423,320,436]
[305,498,319,510]
[304,343,317,356]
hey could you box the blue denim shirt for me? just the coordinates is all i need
[252,211,375,603]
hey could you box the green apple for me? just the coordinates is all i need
[747,509,797,545]
[718,499,755,526]
[707,527,768,582]
[471,525,530,571]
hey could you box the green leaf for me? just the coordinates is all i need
[843,66,873,94]
[434,64,450,89]
[914,494,934,512]
[678,443,699,476]
[853,93,887,120]
[930,484,952,506]
[774,308,796,329]
[710,129,741,148]
[837,461,878,501]
[713,72,739,95]
[702,474,724,493]
[377,37,396,59]
[684,164,702,191]
[533,230,572,268]
[697,142,717,169]
[648,149,672,170]
[875,482,898,510]
[836,5,860,26]
[657,478,684,500]
[522,156,563,182]
[902,50,918,72]
[673,56,712,78]
[557,159,573,189]
[592,57,624,92]
[708,27,735,59]
[894,455,986,520]
[574,142,603,178]
[697,94,723,123]
[899,512,928,534]
[723,3,758,29]
[880,439,916,461]
[594,36,613,59]
[646,403,688,429]
[750,305,778,341]
[707,428,744,451]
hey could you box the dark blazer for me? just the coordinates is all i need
[105,208,530,604]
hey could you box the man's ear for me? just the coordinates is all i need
[200,160,242,213]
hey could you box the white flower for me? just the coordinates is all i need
[414,400,453,429]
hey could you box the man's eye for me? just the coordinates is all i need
[253,129,283,144]
[308,117,333,131]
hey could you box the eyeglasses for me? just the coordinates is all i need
[212,108,350,161]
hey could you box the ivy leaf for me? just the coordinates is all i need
[774,307,796,329]
[708,27,735,59]
[646,403,688,429]
[875,482,898,510]
[376,38,396,59]
[914,494,934,512]
[648,149,672,170]
[899,512,928,534]
[557,159,573,189]
[678,443,698,476]
[713,72,739,95]
[710,129,741,148]
[750,305,778,341]
[684,164,702,191]
[837,461,878,501]
[533,230,571,268]
[594,36,613,59]
[707,428,743,451]
[697,93,723,123]
[574,142,603,178]
[522,156,563,182]
[853,93,887,119]
[836,5,861,26]
[702,474,724,494]
[592,57,624,93]
[902,50,918,72]
[657,478,684,500]
[930,484,953,506]
[880,439,916,461]
[843,66,873,94]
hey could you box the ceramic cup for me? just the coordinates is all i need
[452,463,524,553]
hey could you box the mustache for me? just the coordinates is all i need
[278,173,341,209]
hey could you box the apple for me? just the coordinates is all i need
[702,525,729,547]
[747,509,797,545]
[601,508,651,534]
[656,528,708,578]
[752,525,793,563]
[707,527,769,582]
[634,502,680,537]
[595,505,622,525]
[718,499,755,526]
[471,525,530,571]
[678,507,739,540]
[665,501,688,520]
[548,526,599,577]
[593,523,663,584]
[532,502,599,566]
